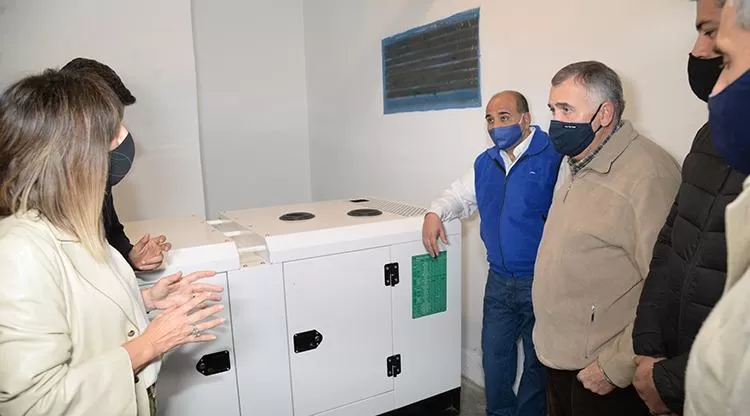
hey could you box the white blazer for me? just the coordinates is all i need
[0,212,158,415]
[684,176,750,416]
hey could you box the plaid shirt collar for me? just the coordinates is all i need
[568,121,624,175]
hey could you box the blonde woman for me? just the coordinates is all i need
[0,70,225,415]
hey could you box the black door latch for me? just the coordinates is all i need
[294,329,323,353]
[196,350,231,376]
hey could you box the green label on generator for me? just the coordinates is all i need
[412,251,447,319]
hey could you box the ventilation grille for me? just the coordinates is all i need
[358,199,427,218]
[381,8,481,114]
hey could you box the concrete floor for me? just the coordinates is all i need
[459,378,486,416]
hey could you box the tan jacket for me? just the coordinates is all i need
[532,121,680,387]
[684,177,750,416]
[0,213,157,415]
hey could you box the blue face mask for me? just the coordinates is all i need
[709,69,750,175]
[488,123,523,150]
[549,104,603,157]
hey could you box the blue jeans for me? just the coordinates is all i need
[482,271,546,416]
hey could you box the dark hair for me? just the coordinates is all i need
[551,61,625,123]
[509,91,530,113]
[490,90,530,114]
[61,58,136,106]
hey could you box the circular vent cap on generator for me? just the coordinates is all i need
[279,212,316,221]
[347,208,382,217]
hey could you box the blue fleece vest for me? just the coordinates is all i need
[474,127,562,277]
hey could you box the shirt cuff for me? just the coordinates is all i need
[427,205,445,221]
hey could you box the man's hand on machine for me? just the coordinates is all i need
[130,233,172,271]
[422,212,448,257]
[142,271,223,312]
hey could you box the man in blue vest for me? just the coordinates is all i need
[422,90,563,416]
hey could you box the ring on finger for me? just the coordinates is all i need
[191,324,201,338]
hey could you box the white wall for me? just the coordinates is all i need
[303,0,706,386]
[0,0,708,388]
[192,0,312,218]
[0,0,312,221]
[0,0,206,221]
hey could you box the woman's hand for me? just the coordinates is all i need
[124,293,225,370]
[142,271,222,312]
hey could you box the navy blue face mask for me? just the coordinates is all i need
[549,104,603,157]
[488,123,522,150]
[109,133,135,187]
[709,69,750,175]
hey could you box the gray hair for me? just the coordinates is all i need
[717,0,750,29]
[551,61,626,124]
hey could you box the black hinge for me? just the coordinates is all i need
[387,354,401,377]
[385,262,400,286]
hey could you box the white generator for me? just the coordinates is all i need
[128,198,462,416]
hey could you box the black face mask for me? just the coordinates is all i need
[109,133,135,187]
[688,53,724,102]
[549,103,604,157]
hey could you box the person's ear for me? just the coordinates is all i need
[599,102,615,128]
[110,124,128,150]
[521,112,531,129]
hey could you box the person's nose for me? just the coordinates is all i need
[692,34,718,59]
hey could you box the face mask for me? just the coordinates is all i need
[109,133,135,187]
[549,104,603,157]
[708,69,750,174]
[688,54,723,103]
[488,123,522,150]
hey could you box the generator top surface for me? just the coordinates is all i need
[220,198,428,238]
[124,215,241,281]
[124,215,229,249]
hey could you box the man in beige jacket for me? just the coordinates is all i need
[532,61,680,416]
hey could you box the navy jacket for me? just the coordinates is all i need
[474,127,562,276]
